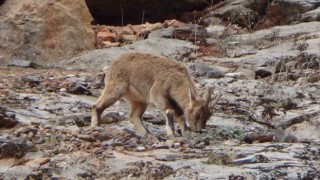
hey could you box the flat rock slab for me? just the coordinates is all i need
[8,60,36,68]
[60,38,197,70]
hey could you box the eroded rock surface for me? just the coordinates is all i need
[1,0,320,179]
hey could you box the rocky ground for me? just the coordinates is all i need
[1,0,320,179]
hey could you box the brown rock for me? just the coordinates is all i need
[129,24,145,35]
[163,19,185,27]
[307,74,320,83]
[0,0,95,64]
[242,133,274,144]
[25,158,50,166]
[14,127,37,137]
[0,118,17,128]
[77,134,95,142]
[122,35,140,42]
[145,22,163,32]
[118,26,135,36]
[97,31,117,42]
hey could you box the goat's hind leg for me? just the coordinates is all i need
[91,82,127,127]
[128,101,148,136]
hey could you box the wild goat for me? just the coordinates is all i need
[91,52,220,139]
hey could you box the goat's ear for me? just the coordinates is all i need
[203,87,212,107]
[189,87,196,102]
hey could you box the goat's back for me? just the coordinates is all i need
[107,52,190,85]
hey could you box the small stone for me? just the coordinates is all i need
[97,31,117,42]
[68,125,80,135]
[68,83,89,95]
[27,131,35,138]
[90,89,102,97]
[233,156,257,165]
[101,139,114,147]
[155,154,178,161]
[25,158,50,166]
[59,88,67,92]
[152,142,170,149]
[195,61,214,76]
[0,83,5,88]
[173,142,181,149]
[77,134,95,142]
[255,68,273,79]
[206,70,225,78]
[124,137,138,148]
[205,153,231,165]
[206,25,226,37]
[225,72,244,78]
[92,132,114,141]
[14,127,37,137]
[135,146,146,152]
[22,75,41,84]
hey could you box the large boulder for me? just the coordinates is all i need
[0,0,95,65]
[60,38,198,69]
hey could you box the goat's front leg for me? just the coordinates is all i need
[164,109,176,139]
[175,115,190,136]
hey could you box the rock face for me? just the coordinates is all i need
[85,0,212,25]
[204,0,320,30]
[0,0,95,65]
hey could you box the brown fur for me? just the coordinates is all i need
[91,52,220,139]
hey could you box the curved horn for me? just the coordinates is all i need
[203,87,213,107]
[189,87,196,102]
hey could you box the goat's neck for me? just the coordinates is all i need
[173,84,200,113]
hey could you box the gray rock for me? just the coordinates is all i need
[22,75,41,84]
[224,72,244,79]
[173,24,208,42]
[233,154,269,165]
[155,154,179,161]
[301,7,320,22]
[0,106,17,128]
[195,61,218,76]
[173,142,181,149]
[92,132,114,142]
[0,136,35,158]
[68,82,90,95]
[206,70,225,79]
[8,60,36,68]
[206,25,226,38]
[273,128,298,143]
[135,146,146,152]
[148,27,174,39]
